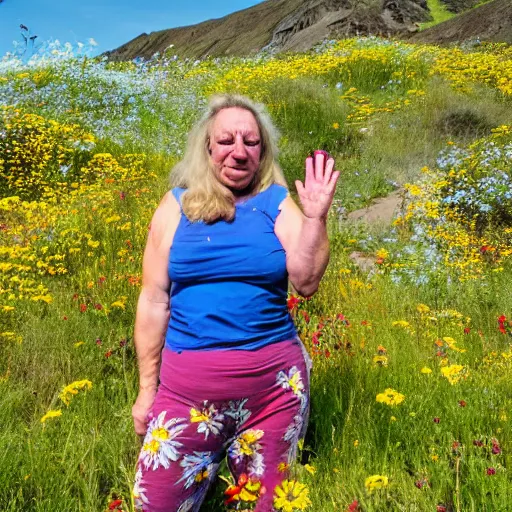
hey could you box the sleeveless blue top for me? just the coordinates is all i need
[165,183,297,352]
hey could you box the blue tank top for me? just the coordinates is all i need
[165,183,297,351]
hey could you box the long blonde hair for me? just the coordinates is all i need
[170,94,287,223]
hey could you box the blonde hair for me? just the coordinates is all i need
[170,94,287,223]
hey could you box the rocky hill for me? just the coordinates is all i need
[411,0,512,45]
[104,0,431,61]
[440,0,483,13]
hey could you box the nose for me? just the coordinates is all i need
[232,136,248,160]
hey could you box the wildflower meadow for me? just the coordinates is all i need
[1,36,512,511]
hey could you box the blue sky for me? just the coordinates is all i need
[0,0,262,57]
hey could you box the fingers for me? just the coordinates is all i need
[295,179,305,196]
[305,156,314,186]
[313,150,325,181]
[134,416,148,436]
[323,157,335,185]
[327,170,341,195]
[311,150,335,183]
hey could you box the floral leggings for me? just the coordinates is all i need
[134,339,311,512]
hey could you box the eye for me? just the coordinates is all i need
[245,140,260,147]
[218,140,233,145]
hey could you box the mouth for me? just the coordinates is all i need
[225,167,249,179]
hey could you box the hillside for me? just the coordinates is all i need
[104,0,430,61]
[412,0,512,45]
[440,0,482,12]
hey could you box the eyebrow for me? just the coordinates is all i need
[217,131,260,138]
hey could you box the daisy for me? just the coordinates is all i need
[229,429,265,477]
[190,401,225,439]
[133,468,149,510]
[178,451,217,490]
[139,412,187,470]
[277,367,305,400]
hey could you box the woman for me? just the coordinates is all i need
[132,94,339,512]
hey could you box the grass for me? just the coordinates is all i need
[420,0,457,30]
[1,37,512,511]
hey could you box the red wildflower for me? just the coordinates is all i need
[98,276,106,284]
[312,331,322,346]
[464,327,471,334]
[96,338,102,346]
[79,303,87,313]
[108,499,123,510]
[119,191,126,200]
[491,439,501,455]
[105,350,112,358]
[414,478,428,489]
[94,303,103,310]
[480,245,491,254]
[224,473,251,505]
[498,315,507,334]
[63,316,68,320]
[433,417,440,424]
[458,400,467,407]
[487,467,496,476]
[346,499,359,512]
[119,339,127,348]
[436,506,447,512]
[72,293,79,301]
[324,349,331,358]
[287,295,301,312]
[336,313,350,326]
[473,439,484,447]
[300,310,310,323]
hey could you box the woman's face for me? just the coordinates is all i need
[209,107,262,192]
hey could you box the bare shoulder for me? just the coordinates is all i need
[147,190,181,250]
[274,195,304,252]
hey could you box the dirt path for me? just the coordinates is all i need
[344,189,404,271]
[347,189,404,225]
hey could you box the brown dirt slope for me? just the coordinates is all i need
[412,0,512,44]
[104,0,302,61]
[105,0,430,61]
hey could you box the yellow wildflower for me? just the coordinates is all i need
[376,388,405,406]
[365,474,389,493]
[441,364,467,385]
[41,409,62,423]
[274,480,311,512]
[59,379,92,405]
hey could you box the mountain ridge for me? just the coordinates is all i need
[104,0,430,61]
[104,0,510,62]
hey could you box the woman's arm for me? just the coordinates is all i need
[132,191,181,435]
[275,152,339,297]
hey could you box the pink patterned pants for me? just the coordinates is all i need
[134,338,311,512]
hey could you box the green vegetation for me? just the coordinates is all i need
[420,0,457,30]
[1,37,512,511]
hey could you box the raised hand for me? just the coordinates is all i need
[295,150,340,220]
